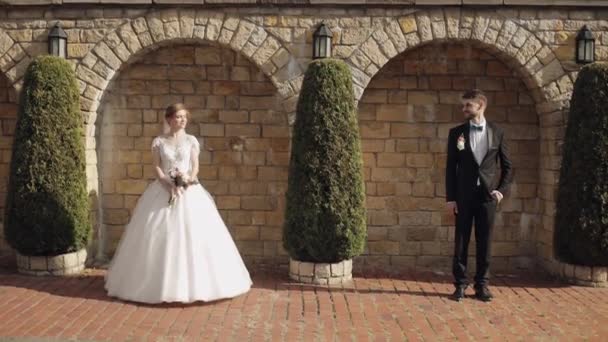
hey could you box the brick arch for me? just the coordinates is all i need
[83,10,302,261]
[356,42,543,273]
[76,9,304,123]
[95,43,293,261]
[347,9,571,110]
[78,9,304,205]
[351,9,569,273]
[0,28,31,91]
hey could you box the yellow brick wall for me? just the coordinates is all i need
[0,76,17,252]
[98,44,289,265]
[0,5,590,274]
[357,42,541,272]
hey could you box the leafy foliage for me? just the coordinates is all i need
[555,62,608,266]
[283,59,367,263]
[5,55,90,256]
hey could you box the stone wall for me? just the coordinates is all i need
[0,75,17,251]
[357,42,540,272]
[0,3,602,273]
[98,44,288,265]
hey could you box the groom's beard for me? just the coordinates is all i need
[464,110,480,120]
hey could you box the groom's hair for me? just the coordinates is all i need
[462,89,487,104]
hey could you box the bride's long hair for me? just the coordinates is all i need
[163,103,190,134]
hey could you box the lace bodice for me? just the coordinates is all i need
[152,134,200,175]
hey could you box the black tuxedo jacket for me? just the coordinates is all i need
[445,121,513,205]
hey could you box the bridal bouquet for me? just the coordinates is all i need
[168,168,199,207]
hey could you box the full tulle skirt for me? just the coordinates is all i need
[104,181,252,304]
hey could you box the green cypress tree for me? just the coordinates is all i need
[4,55,90,256]
[555,62,608,266]
[283,59,367,263]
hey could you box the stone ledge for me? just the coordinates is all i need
[289,258,353,285]
[16,248,88,276]
[1,0,607,6]
[547,260,608,288]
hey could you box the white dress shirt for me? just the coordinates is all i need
[469,119,488,185]
[469,119,488,165]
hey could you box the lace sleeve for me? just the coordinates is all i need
[189,135,201,152]
[151,136,162,151]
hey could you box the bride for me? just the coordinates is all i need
[104,103,252,304]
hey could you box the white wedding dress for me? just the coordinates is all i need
[104,134,252,304]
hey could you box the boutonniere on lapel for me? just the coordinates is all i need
[457,133,465,151]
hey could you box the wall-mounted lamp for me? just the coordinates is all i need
[313,23,333,59]
[576,25,595,64]
[48,22,67,59]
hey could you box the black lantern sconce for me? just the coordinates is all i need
[48,22,68,59]
[576,25,595,64]
[312,23,333,59]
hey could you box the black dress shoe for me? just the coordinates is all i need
[474,286,493,302]
[451,287,466,302]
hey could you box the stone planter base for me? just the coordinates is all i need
[547,260,608,287]
[16,249,88,276]
[289,258,352,285]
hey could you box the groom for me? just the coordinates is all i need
[445,89,513,302]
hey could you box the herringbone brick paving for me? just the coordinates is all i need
[0,263,606,341]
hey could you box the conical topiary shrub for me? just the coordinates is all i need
[283,58,366,283]
[554,62,608,266]
[4,55,90,272]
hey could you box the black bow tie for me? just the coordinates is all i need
[471,124,484,131]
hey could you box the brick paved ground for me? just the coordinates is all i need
[0,258,607,341]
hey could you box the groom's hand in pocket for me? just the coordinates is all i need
[491,190,503,204]
[447,201,458,215]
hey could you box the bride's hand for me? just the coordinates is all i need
[170,184,180,199]
[185,174,199,185]
[159,176,173,191]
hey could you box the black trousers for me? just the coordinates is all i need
[452,186,497,289]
